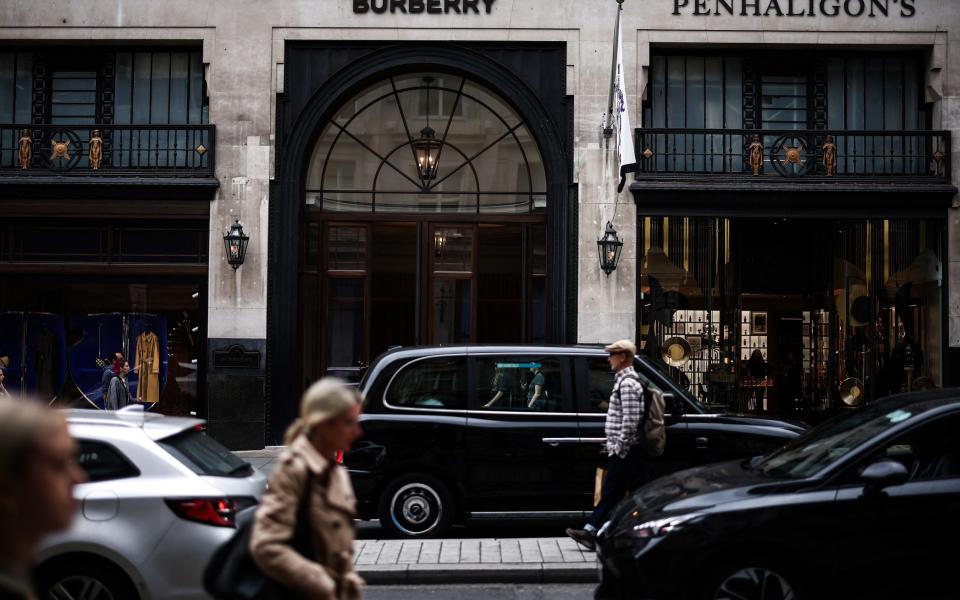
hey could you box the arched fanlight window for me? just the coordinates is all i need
[305,73,547,214]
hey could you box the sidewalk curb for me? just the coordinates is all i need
[357,562,598,585]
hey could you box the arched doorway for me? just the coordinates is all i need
[299,71,549,382]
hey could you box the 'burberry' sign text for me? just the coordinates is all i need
[354,0,496,14]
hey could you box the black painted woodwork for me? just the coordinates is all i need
[268,42,574,444]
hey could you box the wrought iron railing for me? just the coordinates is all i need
[0,124,215,177]
[635,128,950,180]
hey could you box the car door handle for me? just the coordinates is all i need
[541,438,579,446]
[695,437,709,449]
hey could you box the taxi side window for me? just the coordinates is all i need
[475,356,570,412]
[386,357,467,410]
[581,356,662,414]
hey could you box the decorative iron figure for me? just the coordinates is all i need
[18,129,32,170]
[749,134,764,176]
[822,134,837,176]
[89,130,103,170]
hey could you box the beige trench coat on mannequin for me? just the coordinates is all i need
[249,435,364,600]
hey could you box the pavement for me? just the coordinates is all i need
[364,583,596,599]
[234,448,600,585]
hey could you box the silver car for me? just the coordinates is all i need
[35,406,266,600]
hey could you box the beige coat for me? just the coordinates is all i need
[249,435,363,600]
[135,331,161,403]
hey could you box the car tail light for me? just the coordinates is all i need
[336,450,344,464]
[165,497,256,527]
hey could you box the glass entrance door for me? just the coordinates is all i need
[300,220,546,383]
[430,225,475,344]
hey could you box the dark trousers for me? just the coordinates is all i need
[587,445,647,530]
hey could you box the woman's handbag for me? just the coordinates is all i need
[203,472,314,600]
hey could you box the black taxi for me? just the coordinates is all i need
[344,345,806,537]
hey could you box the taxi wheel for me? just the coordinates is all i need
[378,472,454,538]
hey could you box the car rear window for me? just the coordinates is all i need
[158,430,252,477]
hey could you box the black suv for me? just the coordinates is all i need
[344,345,806,537]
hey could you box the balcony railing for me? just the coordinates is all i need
[635,128,950,181]
[0,124,215,177]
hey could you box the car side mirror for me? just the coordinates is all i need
[860,459,909,495]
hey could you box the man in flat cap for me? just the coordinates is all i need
[566,339,646,551]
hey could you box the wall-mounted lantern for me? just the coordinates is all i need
[223,219,250,270]
[597,221,623,276]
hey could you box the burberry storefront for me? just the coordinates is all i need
[267,43,575,439]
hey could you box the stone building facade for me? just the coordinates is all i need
[1,0,957,447]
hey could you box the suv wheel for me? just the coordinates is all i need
[38,556,139,600]
[702,559,805,600]
[378,473,454,538]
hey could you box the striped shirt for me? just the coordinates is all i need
[604,366,645,458]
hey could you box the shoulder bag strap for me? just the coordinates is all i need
[290,470,315,560]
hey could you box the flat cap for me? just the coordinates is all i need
[604,339,637,355]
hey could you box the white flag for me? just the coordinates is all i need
[613,15,637,193]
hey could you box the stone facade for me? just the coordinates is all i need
[3,0,958,447]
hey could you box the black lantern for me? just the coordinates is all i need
[597,221,623,276]
[413,77,441,190]
[223,219,250,270]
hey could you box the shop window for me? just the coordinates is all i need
[638,216,944,418]
[0,51,33,169]
[646,55,744,172]
[3,220,208,265]
[11,225,105,262]
[115,225,207,263]
[115,51,206,125]
[826,55,925,174]
[0,283,204,417]
[385,357,467,410]
[475,355,570,413]
[77,440,140,482]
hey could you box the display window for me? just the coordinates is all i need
[639,217,944,421]
[0,281,204,417]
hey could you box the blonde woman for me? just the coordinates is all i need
[0,399,85,599]
[250,378,365,600]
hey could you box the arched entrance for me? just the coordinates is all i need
[299,71,549,382]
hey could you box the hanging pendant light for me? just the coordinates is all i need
[412,77,442,190]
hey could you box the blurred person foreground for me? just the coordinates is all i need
[0,397,84,600]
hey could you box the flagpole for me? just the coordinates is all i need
[603,0,624,144]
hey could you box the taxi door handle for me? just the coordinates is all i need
[695,437,709,449]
